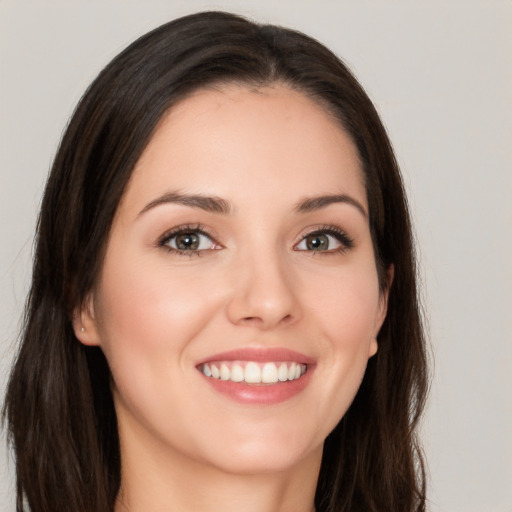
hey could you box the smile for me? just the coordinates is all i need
[199,361,308,384]
[196,348,315,404]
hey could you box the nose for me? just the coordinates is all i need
[226,251,301,330]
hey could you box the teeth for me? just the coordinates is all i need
[201,361,307,384]
[244,362,261,383]
[211,364,220,379]
[261,362,278,383]
[231,364,244,382]
[278,362,288,382]
[288,363,296,381]
[220,364,230,381]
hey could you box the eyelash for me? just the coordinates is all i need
[296,225,355,255]
[156,223,354,257]
[157,224,219,257]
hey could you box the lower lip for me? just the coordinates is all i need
[200,367,314,405]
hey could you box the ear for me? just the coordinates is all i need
[72,294,102,346]
[369,264,394,357]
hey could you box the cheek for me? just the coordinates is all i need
[93,255,224,379]
[305,259,381,343]
[301,263,381,423]
[92,257,229,444]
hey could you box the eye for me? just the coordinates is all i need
[295,228,354,253]
[159,226,220,254]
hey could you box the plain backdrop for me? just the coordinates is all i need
[1,1,511,511]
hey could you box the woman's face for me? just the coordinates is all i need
[77,85,389,476]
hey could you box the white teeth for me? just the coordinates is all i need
[201,361,307,384]
[278,362,288,381]
[261,363,278,383]
[288,363,296,380]
[220,364,230,381]
[231,364,244,382]
[211,364,220,379]
[244,362,261,383]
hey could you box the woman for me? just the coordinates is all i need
[3,11,428,512]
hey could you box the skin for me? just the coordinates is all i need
[75,84,390,512]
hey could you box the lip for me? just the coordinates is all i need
[196,347,316,366]
[197,347,316,405]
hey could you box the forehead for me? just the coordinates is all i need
[122,84,366,214]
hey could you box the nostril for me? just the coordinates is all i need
[240,313,293,326]
[280,314,293,323]
[240,316,261,324]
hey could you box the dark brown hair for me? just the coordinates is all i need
[3,11,428,512]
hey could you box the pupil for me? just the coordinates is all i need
[306,234,328,250]
[176,233,199,250]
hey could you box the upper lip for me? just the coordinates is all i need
[196,347,316,366]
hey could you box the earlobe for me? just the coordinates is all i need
[368,338,378,358]
[72,294,101,346]
[368,265,394,359]
[374,264,394,336]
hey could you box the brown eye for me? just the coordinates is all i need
[295,228,354,253]
[175,232,200,250]
[161,229,217,253]
[296,232,342,252]
[305,233,330,251]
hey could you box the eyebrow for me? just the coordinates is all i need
[138,192,232,216]
[138,191,367,218]
[295,194,367,218]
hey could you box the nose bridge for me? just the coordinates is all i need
[226,240,300,329]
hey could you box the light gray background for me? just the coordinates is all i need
[1,1,511,511]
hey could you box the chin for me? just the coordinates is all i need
[182,417,326,477]
[205,441,321,476]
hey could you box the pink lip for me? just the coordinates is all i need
[197,347,316,405]
[196,347,316,366]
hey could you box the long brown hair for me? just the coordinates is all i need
[3,11,428,512]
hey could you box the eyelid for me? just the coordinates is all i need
[157,224,222,252]
[294,225,354,252]
[156,223,353,255]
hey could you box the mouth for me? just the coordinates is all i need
[196,348,315,404]
[198,360,308,384]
